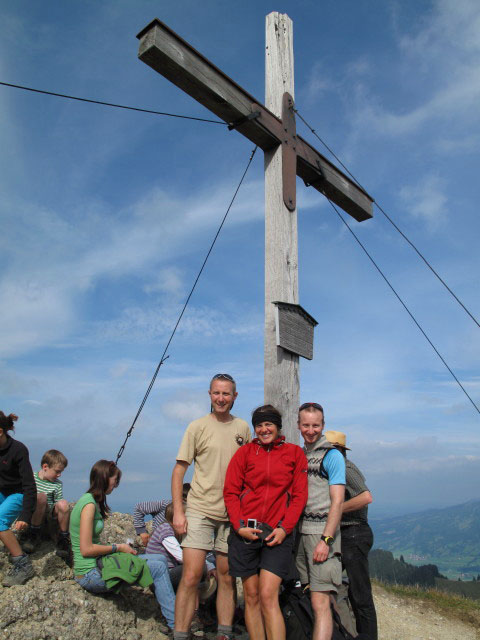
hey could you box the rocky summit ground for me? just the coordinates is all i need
[1,511,478,639]
[0,511,248,640]
[0,512,173,640]
[374,583,480,640]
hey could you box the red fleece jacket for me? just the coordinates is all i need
[223,436,308,534]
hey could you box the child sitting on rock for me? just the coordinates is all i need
[138,501,216,633]
[21,449,71,559]
[133,483,191,549]
[0,411,36,586]
[71,459,176,633]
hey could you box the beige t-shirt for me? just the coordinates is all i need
[177,413,251,520]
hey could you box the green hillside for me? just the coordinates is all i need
[371,500,480,579]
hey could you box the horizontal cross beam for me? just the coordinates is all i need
[137,18,373,222]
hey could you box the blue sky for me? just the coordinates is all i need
[1,0,479,518]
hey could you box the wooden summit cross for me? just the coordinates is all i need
[137,12,373,443]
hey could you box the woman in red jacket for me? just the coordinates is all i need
[224,404,308,640]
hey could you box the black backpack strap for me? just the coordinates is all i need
[319,448,334,480]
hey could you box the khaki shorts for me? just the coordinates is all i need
[295,533,342,593]
[181,508,230,554]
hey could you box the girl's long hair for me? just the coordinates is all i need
[87,460,121,519]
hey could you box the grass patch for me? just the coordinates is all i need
[373,579,480,629]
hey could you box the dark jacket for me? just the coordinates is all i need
[0,435,37,523]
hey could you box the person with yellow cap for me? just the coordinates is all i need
[324,430,377,640]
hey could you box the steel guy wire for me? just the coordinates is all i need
[294,106,480,330]
[0,81,226,125]
[115,145,258,462]
[326,197,479,416]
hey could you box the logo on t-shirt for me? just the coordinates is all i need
[235,434,245,446]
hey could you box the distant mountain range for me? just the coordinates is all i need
[370,499,480,579]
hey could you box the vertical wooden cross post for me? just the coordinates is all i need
[264,14,299,441]
[136,12,373,442]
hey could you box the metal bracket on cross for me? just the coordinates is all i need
[228,110,261,131]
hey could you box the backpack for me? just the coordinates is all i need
[331,601,372,640]
[331,602,355,639]
[280,583,371,640]
[280,584,314,640]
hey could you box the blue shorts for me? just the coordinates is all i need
[0,492,24,531]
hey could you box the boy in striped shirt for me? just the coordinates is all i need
[21,449,70,558]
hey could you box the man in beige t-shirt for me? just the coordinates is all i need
[171,373,250,640]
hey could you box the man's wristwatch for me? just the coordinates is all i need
[321,535,334,547]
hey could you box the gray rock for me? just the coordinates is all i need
[0,512,170,640]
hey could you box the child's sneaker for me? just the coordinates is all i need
[55,533,71,559]
[2,554,35,586]
[19,527,41,554]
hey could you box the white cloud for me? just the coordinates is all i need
[0,178,263,359]
[399,174,448,228]
[143,267,185,298]
[302,61,337,106]
[110,362,130,378]
[399,0,480,62]
[90,303,262,346]
[162,399,206,423]
[325,1,480,157]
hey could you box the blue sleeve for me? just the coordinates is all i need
[324,449,346,485]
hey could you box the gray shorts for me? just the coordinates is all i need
[295,532,342,593]
[181,508,230,554]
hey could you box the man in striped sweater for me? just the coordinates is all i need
[296,402,346,640]
[21,449,71,558]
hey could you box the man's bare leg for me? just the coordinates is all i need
[311,591,333,640]
[215,552,236,626]
[174,548,206,632]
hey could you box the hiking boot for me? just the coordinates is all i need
[2,554,35,586]
[190,610,203,633]
[19,527,41,554]
[55,533,71,559]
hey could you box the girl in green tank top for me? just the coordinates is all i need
[69,460,135,576]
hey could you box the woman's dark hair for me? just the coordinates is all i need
[87,460,121,519]
[0,412,18,433]
[251,404,282,430]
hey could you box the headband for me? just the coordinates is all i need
[251,409,282,430]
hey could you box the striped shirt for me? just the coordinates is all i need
[146,521,179,564]
[34,471,63,506]
[133,500,169,534]
[341,459,369,526]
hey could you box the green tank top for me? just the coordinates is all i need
[70,492,104,575]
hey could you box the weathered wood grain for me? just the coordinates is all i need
[275,303,317,361]
[264,13,300,444]
[137,18,373,222]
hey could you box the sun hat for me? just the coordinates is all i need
[198,573,217,603]
[324,430,351,450]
